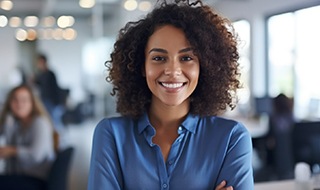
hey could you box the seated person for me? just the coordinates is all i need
[0,84,56,182]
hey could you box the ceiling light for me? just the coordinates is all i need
[57,15,75,28]
[67,16,75,27]
[16,28,27,41]
[124,0,138,11]
[27,29,37,41]
[41,16,56,27]
[0,15,8,27]
[53,28,63,40]
[24,16,39,27]
[63,28,77,40]
[79,0,95,8]
[1,0,13,11]
[139,1,151,12]
[9,17,21,27]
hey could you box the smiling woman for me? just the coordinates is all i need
[88,0,254,190]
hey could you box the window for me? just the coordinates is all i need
[267,5,320,120]
[233,20,251,115]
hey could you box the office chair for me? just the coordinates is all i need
[0,147,74,190]
[46,146,74,190]
[292,121,320,167]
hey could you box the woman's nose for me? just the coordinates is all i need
[164,62,182,76]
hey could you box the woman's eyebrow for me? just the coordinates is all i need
[148,48,167,54]
[148,47,193,54]
[178,47,193,53]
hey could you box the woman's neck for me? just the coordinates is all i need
[148,98,190,130]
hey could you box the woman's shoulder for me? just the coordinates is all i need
[200,116,252,147]
[95,115,135,132]
[203,115,242,126]
[32,115,51,128]
[98,115,134,125]
[201,115,248,133]
[33,115,49,122]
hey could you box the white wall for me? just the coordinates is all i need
[0,27,20,97]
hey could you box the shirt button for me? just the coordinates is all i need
[162,183,168,188]
[178,126,183,131]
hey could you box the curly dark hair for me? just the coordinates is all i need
[106,0,241,118]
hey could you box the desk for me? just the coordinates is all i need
[254,180,298,190]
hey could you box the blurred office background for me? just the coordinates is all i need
[1,0,320,189]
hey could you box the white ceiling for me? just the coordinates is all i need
[2,0,247,18]
[1,0,121,19]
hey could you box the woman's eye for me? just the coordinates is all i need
[181,56,193,61]
[152,56,165,61]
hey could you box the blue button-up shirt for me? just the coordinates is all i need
[88,113,254,190]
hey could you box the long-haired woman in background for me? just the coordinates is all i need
[0,84,56,187]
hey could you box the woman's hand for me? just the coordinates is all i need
[0,146,17,158]
[215,180,233,190]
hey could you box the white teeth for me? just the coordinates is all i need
[161,83,183,88]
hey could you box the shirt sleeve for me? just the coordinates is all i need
[217,122,254,189]
[17,117,54,165]
[88,119,123,190]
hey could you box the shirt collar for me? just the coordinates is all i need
[181,113,198,134]
[137,112,199,134]
[137,112,151,134]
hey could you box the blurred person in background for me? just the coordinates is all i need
[33,54,65,132]
[33,53,70,149]
[266,93,294,180]
[0,84,57,186]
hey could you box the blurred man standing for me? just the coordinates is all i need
[34,54,64,133]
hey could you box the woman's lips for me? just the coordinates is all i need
[160,82,184,89]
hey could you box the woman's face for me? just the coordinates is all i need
[144,25,200,107]
[10,88,33,120]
